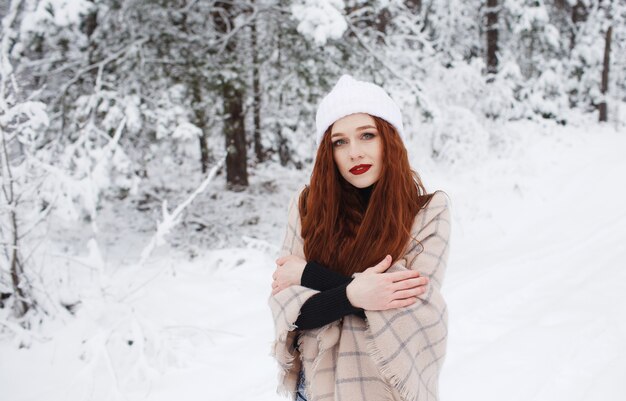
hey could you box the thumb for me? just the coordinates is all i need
[371,255,392,273]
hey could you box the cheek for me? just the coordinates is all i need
[333,150,346,170]
[369,142,383,165]
[373,147,382,162]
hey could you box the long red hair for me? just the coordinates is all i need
[299,115,434,276]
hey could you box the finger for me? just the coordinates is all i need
[387,297,417,309]
[371,255,393,273]
[388,270,421,282]
[393,286,427,300]
[393,276,428,290]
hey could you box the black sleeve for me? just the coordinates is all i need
[301,260,353,291]
[294,280,367,330]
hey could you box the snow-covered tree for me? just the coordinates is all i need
[1,0,50,319]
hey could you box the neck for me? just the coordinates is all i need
[357,184,374,205]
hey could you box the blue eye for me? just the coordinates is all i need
[332,133,375,146]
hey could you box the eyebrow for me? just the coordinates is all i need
[331,125,377,138]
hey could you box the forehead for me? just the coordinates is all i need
[331,113,376,135]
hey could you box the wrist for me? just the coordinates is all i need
[297,261,306,285]
[346,281,360,308]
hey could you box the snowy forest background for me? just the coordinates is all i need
[1,0,626,400]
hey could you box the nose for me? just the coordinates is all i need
[348,142,364,160]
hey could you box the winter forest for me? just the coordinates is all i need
[1,0,626,400]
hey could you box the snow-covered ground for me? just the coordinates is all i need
[1,119,625,401]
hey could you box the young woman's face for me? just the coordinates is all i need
[330,113,383,188]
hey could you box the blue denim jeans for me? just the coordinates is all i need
[296,369,307,401]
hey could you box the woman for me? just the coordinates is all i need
[269,74,451,401]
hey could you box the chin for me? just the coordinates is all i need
[343,176,378,188]
[350,181,373,189]
[341,169,380,188]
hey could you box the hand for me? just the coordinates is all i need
[346,255,429,311]
[271,255,307,295]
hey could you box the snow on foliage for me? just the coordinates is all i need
[172,122,202,141]
[0,101,49,144]
[291,0,348,46]
[430,105,490,167]
[20,0,93,32]
[527,61,570,120]
[123,95,142,135]
[482,61,528,121]
[150,85,197,141]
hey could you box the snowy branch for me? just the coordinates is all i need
[344,18,438,119]
[138,156,226,266]
[54,38,148,105]
[0,0,23,112]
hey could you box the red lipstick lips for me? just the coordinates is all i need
[349,164,372,175]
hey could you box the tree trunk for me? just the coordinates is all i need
[375,7,391,45]
[198,134,210,173]
[599,25,612,122]
[9,208,28,318]
[223,80,248,190]
[485,0,499,77]
[570,1,588,51]
[1,130,29,318]
[214,1,249,190]
[81,7,98,38]
[251,12,265,163]
[273,7,288,167]
[191,75,211,173]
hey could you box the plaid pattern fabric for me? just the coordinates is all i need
[269,188,451,401]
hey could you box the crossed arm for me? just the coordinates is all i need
[270,188,449,331]
[271,255,429,329]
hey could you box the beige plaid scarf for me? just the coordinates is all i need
[269,188,451,401]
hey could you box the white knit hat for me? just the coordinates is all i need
[315,74,405,146]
